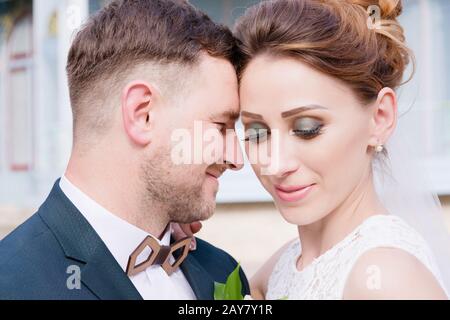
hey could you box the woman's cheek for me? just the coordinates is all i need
[320,131,365,194]
[246,143,272,173]
[245,145,275,195]
[245,144,259,169]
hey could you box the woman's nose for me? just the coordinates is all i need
[273,156,300,179]
[267,134,301,178]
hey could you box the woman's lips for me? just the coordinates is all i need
[274,184,315,202]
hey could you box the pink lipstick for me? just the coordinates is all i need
[274,184,315,202]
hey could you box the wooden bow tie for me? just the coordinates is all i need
[126,236,192,277]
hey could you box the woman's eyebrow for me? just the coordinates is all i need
[241,111,264,120]
[281,105,328,118]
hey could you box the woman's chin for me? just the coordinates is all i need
[277,206,324,227]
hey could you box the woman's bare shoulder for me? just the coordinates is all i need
[343,247,447,300]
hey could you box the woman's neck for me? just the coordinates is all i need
[296,175,387,271]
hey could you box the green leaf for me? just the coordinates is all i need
[224,264,244,300]
[214,264,245,300]
[214,282,226,300]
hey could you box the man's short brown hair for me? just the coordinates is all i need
[67,0,238,137]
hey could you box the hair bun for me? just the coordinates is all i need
[349,0,403,19]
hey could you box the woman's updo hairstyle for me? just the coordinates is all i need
[234,0,414,104]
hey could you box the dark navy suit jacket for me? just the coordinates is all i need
[0,180,250,300]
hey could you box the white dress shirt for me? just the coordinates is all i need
[59,175,196,300]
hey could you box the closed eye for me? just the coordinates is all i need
[290,125,324,139]
[243,123,270,143]
[290,117,324,140]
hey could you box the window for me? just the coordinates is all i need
[89,0,113,15]
[189,0,261,26]
[399,0,450,194]
[6,13,34,172]
[431,0,450,158]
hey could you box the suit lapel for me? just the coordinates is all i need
[179,254,215,300]
[39,180,142,300]
[171,237,215,300]
[80,243,142,300]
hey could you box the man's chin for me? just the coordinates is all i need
[202,202,216,220]
[196,198,216,221]
[174,199,216,224]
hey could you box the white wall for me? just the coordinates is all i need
[399,0,450,195]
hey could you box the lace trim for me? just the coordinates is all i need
[266,215,447,300]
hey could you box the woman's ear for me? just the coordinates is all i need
[121,81,158,146]
[368,87,398,148]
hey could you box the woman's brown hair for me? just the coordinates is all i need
[234,0,413,104]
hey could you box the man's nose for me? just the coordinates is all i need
[223,131,244,171]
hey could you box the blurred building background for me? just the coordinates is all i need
[0,0,449,276]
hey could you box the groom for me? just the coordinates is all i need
[0,0,248,300]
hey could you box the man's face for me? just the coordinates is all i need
[141,55,243,223]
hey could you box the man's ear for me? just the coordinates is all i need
[121,81,158,146]
[368,87,398,147]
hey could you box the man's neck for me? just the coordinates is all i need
[65,157,170,238]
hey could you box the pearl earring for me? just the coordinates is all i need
[375,144,384,153]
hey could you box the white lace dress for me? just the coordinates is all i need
[266,215,448,300]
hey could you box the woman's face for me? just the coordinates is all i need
[240,55,377,226]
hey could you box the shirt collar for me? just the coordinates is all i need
[59,175,171,272]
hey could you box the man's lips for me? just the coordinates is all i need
[206,172,222,179]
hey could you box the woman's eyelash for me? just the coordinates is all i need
[290,125,324,138]
[242,124,324,143]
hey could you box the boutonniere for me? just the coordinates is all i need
[214,264,246,300]
[213,264,289,300]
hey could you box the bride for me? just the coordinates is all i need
[231,0,450,299]
[176,0,450,299]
